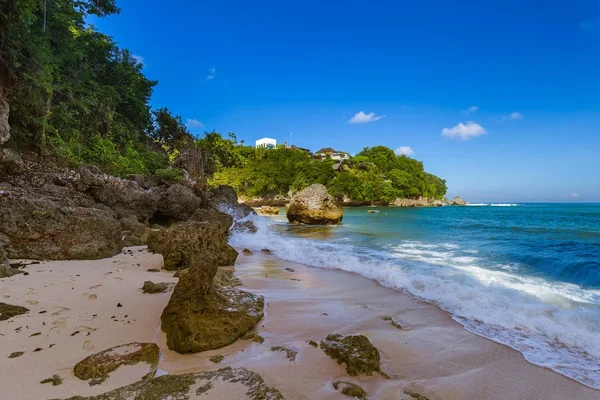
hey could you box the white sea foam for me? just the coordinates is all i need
[230,214,600,389]
[465,203,519,207]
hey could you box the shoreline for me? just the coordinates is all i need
[0,247,598,399]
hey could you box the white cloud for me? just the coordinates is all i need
[206,67,216,80]
[571,192,581,198]
[509,111,523,120]
[581,19,599,32]
[394,146,414,156]
[348,111,386,124]
[132,55,144,66]
[186,119,204,129]
[462,106,479,115]
[441,121,487,140]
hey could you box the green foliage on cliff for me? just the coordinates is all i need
[0,0,446,201]
[207,135,447,203]
[0,0,176,176]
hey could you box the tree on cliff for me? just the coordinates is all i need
[205,133,447,203]
[0,0,168,176]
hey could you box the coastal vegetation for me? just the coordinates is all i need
[1,1,446,205]
[209,139,448,204]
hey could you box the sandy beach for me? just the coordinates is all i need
[1,246,598,400]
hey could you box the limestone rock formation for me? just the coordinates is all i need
[0,156,124,260]
[157,183,201,221]
[260,206,280,215]
[286,184,343,225]
[0,192,122,260]
[73,342,160,384]
[119,216,150,246]
[57,367,284,400]
[208,185,255,220]
[320,334,387,377]
[451,196,467,205]
[160,263,264,353]
[88,176,159,221]
[147,220,238,271]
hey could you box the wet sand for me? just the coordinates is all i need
[0,247,598,399]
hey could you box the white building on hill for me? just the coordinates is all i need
[255,137,277,149]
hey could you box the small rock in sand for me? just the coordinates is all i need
[209,354,224,363]
[40,374,63,386]
[8,351,25,358]
[253,335,265,344]
[146,268,161,273]
[333,380,368,399]
[261,249,272,254]
[271,346,297,361]
[242,248,253,255]
[0,302,29,321]
[142,281,170,294]
[320,334,388,378]
[284,267,295,272]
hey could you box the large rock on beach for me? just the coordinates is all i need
[287,184,343,225]
[0,193,122,260]
[147,220,237,271]
[161,264,264,353]
[57,367,284,400]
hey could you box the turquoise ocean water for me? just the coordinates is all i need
[230,203,600,388]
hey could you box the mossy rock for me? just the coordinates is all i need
[161,284,264,354]
[41,374,63,386]
[333,381,368,399]
[320,334,387,377]
[73,342,160,383]
[8,351,25,358]
[270,346,297,361]
[142,281,170,294]
[213,268,243,287]
[0,302,29,321]
[56,367,284,400]
[147,220,238,271]
[404,389,431,400]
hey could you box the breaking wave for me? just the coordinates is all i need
[230,213,600,389]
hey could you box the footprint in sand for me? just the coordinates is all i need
[88,294,98,300]
[83,340,95,351]
[52,307,70,315]
[25,300,39,305]
[89,284,103,289]
[51,318,68,333]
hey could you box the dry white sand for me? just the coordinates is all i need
[0,247,598,399]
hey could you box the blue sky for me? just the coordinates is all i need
[93,0,600,202]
